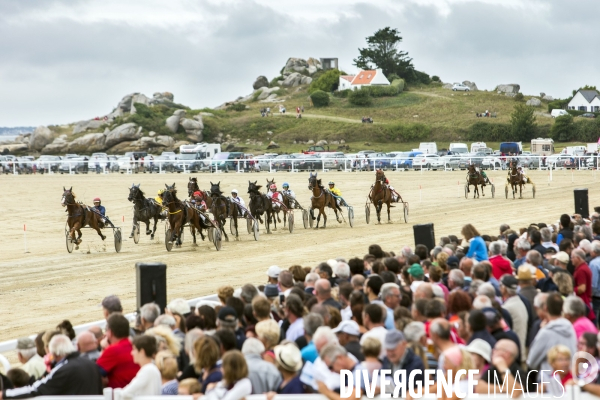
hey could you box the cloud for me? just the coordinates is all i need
[0,0,598,126]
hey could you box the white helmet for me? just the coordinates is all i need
[231,189,238,194]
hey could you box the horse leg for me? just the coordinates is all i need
[145,220,151,235]
[151,216,158,240]
[377,200,382,223]
[321,208,327,229]
[481,182,485,197]
[130,216,137,238]
[191,226,197,245]
[93,220,106,241]
[387,202,391,223]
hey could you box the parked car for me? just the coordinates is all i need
[151,156,183,173]
[440,154,461,170]
[413,154,443,170]
[59,157,89,174]
[581,113,596,118]
[319,152,346,170]
[252,155,277,171]
[481,155,503,170]
[177,152,206,172]
[36,155,62,172]
[296,155,324,171]
[208,151,245,172]
[452,83,470,91]
[272,154,302,171]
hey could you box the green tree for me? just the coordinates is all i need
[353,27,415,82]
[551,114,574,141]
[348,89,373,106]
[572,85,598,96]
[309,69,343,93]
[310,90,330,107]
[510,104,537,140]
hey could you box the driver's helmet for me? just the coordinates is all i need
[282,182,289,189]
[93,197,101,204]
[157,189,164,195]
[231,189,238,195]
[270,184,277,191]
[328,181,335,186]
[193,191,202,198]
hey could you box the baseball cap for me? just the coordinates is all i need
[447,256,459,269]
[384,329,406,349]
[408,264,424,279]
[517,266,533,281]
[267,265,281,279]
[167,298,191,315]
[101,295,123,313]
[482,307,502,326]
[332,320,360,336]
[16,337,35,350]
[217,306,238,322]
[552,251,570,265]
[264,284,279,298]
[500,274,518,290]
[466,338,492,363]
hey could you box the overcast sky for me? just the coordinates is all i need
[1,0,598,127]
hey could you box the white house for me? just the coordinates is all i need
[338,69,390,91]
[568,89,600,112]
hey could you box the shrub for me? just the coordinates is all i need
[128,103,182,136]
[227,103,246,112]
[269,76,282,87]
[387,73,401,82]
[310,90,330,107]
[465,122,512,141]
[308,69,342,94]
[514,93,524,101]
[551,114,575,141]
[413,70,431,85]
[360,85,399,97]
[333,89,350,98]
[547,99,569,113]
[391,79,405,93]
[572,119,600,142]
[348,89,373,106]
[431,75,440,82]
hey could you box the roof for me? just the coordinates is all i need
[340,75,354,82]
[351,70,377,85]
[578,90,600,103]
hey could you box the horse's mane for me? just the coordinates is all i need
[136,187,145,198]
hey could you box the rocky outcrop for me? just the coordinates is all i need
[283,58,309,75]
[307,58,322,75]
[462,81,478,91]
[29,126,54,151]
[282,73,303,87]
[156,135,175,148]
[497,84,520,95]
[1,143,28,153]
[542,95,554,101]
[67,133,106,153]
[150,92,174,105]
[256,86,280,100]
[104,123,141,148]
[42,136,69,154]
[253,76,269,90]
[526,97,541,107]
[72,119,105,135]
[117,93,135,113]
[166,109,186,133]
[442,83,454,89]
[180,115,203,142]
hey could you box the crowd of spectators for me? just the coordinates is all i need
[4,213,600,399]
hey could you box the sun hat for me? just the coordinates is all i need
[332,320,360,336]
[167,298,191,315]
[552,251,570,265]
[16,337,35,350]
[274,342,303,372]
[267,265,281,278]
[517,266,533,281]
[466,338,492,363]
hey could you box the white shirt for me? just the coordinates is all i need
[205,378,252,400]
[286,317,304,341]
[341,305,352,321]
[410,280,424,293]
[231,195,246,207]
[282,189,296,198]
[22,354,46,380]
[360,326,388,358]
[121,362,162,398]
[267,191,282,202]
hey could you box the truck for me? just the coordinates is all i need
[179,143,221,160]
[499,142,522,155]
[449,143,468,155]
[587,143,599,154]
[303,145,331,154]
[551,109,569,118]
[419,142,438,154]
[530,138,554,156]
[561,146,586,156]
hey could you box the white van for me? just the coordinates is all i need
[551,109,569,118]
[561,146,586,156]
[419,142,438,154]
[531,138,554,156]
[449,143,468,155]
[470,142,487,153]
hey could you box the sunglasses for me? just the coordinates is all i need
[327,355,339,371]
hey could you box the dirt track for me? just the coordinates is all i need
[1,168,598,343]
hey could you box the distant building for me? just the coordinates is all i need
[320,58,339,70]
[337,69,390,91]
[568,89,600,112]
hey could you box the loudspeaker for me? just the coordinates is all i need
[574,188,590,218]
[136,262,167,313]
[413,223,435,252]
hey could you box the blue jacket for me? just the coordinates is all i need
[381,348,424,389]
[466,236,489,262]
[94,205,106,216]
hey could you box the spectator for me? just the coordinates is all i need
[563,295,598,338]
[360,336,383,376]
[429,318,456,357]
[529,229,547,256]
[5,369,30,389]
[101,295,123,319]
[541,227,558,252]
[255,320,280,361]
[408,264,425,292]
[517,266,537,307]
[557,214,574,246]
[279,270,295,293]
[96,313,140,388]
[513,238,531,269]
[338,282,353,321]
[289,265,307,284]
[380,282,400,329]
[178,328,203,381]
[283,294,305,341]
[178,378,202,395]
[462,224,488,262]
[477,339,525,394]
[332,320,364,362]
[304,272,319,295]
[483,307,522,362]
[15,337,45,380]
[448,270,465,292]
[526,250,548,280]
[334,262,351,282]
[217,286,234,305]
[465,338,492,378]
[76,331,100,362]
[217,306,245,349]
[139,303,161,332]
[156,351,179,395]
[194,336,223,394]
[544,345,574,396]
[120,335,161,397]
[488,241,512,279]
[166,298,191,318]
[404,321,437,369]
[572,248,595,320]
[2,335,102,397]
[241,338,281,394]
[197,305,217,333]
[499,275,528,362]
[467,309,496,348]
[360,304,387,358]
[317,344,364,398]
[300,313,324,362]
[315,279,341,310]
[381,330,424,389]
[590,241,600,325]
[251,296,271,323]
[269,342,306,394]
[204,350,251,400]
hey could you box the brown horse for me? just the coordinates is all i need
[266,178,283,225]
[369,169,394,223]
[210,181,233,241]
[162,183,207,247]
[188,177,213,209]
[248,181,277,233]
[61,187,106,248]
[508,163,525,199]
[308,172,342,229]
[466,164,486,198]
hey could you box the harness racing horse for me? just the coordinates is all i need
[187,177,213,209]
[210,182,233,241]
[466,164,486,199]
[161,183,206,247]
[369,169,394,223]
[128,183,165,239]
[61,187,106,248]
[308,172,342,229]
[266,178,283,226]
[508,163,526,199]
[248,181,276,234]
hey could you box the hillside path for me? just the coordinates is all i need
[283,113,376,124]
[411,91,454,100]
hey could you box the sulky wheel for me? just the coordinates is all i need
[491,184,495,198]
[253,221,260,241]
[302,210,309,229]
[133,223,140,244]
[246,217,253,235]
[348,207,354,228]
[365,204,371,224]
[404,203,409,223]
[288,212,294,233]
[505,184,508,199]
[65,223,74,253]
[208,227,214,243]
[165,229,173,252]
[114,228,122,253]
[229,218,236,236]
[532,185,536,199]
[214,229,222,251]
[464,184,468,199]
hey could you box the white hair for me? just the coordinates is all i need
[233,287,243,299]
[473,295,493,310]
[432,284,445,299]
[498,240,508,255]
[515,238,531,251]
[489,241,503,256]
[448,270,465,287]
[402,246,413,257]
[154,314,176,328]
[334,262,350,279]
[184,328,204,362]
[477,282,496,299]
[305,272,319,284]
[313,326,338,348]
[533,293,548,309]
[404,321,426,342]
[17,347,37,360]
[140,303,161,323]
[563,295,587,318]
[592,240,600,256]
[579,239,592,254]
[241,337,265,356]
[381,282,400,300]
[49,334,76,357]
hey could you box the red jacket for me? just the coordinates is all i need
[489,255,513,280]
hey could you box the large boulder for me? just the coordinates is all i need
[130,93,151,114]
[67,133,106,153]
[282,72,303,87]
[497,84,520,94]
[542,95,554,101]
[42,137,69,154]
[29,126,54,151]
[526,97,541,107]
[165,109,186,133]
[283,58,309,75]
[462,81,478,91]
[256,86,280,100]
[301,76,313,85]
[156,135,175,147]
[150,92,174,105]
[306,58,322,75]
[253,76,269,90]
[180,118,203,138]
[1,143,28,153]
[72,119,105,135]
[104,123,141,148]
[117,93,136,113]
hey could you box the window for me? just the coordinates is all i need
[594,106,599,112]
[367,74,372,78]
[579,106,588,111]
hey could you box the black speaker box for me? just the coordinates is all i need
[136,262,167,313]
[574,188,589,218]
[413,223,435,252]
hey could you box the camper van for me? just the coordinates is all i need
[500,142,522,155]
[419,142,438,155]
[587,143,598,153]
[179,143,221,160]
[561,146,586,156]
[449,143,468,155]
[470,142,487,153]
[530,138,554,156]
[551,109,569,118]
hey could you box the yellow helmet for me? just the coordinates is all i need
[158,189,164,195]
[328,181,335,185]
